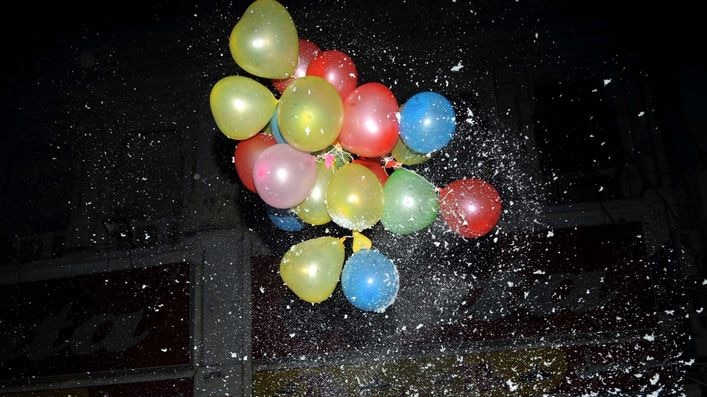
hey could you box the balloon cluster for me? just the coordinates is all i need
[210,0,502,312]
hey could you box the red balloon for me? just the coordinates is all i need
[306,50,358,99]
[272,39,321,94]
[352,158,389,185]
[339,82,399,158]
[234,133,277,192]
[439,179,502,238]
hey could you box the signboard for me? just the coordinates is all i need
[0,263,192,383]
[251,222,687,393]
[0,378,193,397]
[254,339,683,395]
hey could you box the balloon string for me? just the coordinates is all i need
[317,143,354,169]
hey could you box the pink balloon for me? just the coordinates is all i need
[253,144,317,209]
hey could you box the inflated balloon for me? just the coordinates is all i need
[399,92,456,153]
[272,39,321,93]
[268,104,287,144]
[234,133,277,192]
[294,161,334,225]
[280,236,345,303]
[306,50,358,99]
[267,207,304,232]
[229,0,298,79]
[210,76,277,140]
[382,168,439,235]
[341,249,399,312]
[352,157,388,185]
[439,178,502,238]
[339,82,400,157]
[326,163,383,231]
[391,137,430,165]
[278,77,344,152]
[253,144,317,208]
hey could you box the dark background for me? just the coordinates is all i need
[1,0,706,395]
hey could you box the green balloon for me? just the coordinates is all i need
[382,168,439,235]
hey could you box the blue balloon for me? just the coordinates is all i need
[341,249,399,312]
[269,104,287,144]
[267,207,303,232]
[399,92,456,153]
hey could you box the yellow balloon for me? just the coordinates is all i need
[229,0,298,79]
[279,237,345,303]
[392,137,430,165]
[210,75,277,140]
[278,77,344,152]
[294,161,334,225]
[326,163,383,231]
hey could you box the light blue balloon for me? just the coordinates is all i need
[341,249,399,312]
[267,207,303,232]
[269,104,287,144]
[399,92,456,153]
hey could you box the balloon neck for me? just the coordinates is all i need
[383,157,402,169]
[352,231,372,252]
[317,143,354,169]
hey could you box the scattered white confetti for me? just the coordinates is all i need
[643,333,655,342]
[603,78,612,86]
[451,61,463,72]
[650,373,660,385]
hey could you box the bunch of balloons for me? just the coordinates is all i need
[210,0,502,312]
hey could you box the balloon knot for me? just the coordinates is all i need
[383,157,402,169]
